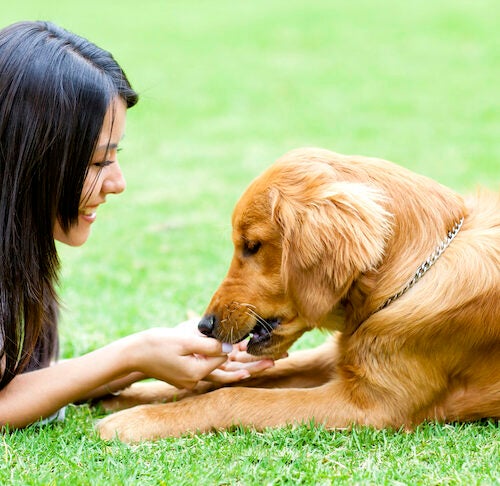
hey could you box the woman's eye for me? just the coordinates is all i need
[243,241,261,257]
[93,160,113,168]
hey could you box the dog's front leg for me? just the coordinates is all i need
[98,380,217,411]
[97,382,365,442]
[236,339,338,389]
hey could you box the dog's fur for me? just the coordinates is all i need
[98,148,500,442]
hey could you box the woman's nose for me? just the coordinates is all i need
[102,162,126,195]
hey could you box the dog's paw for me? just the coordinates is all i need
[97,403,195,442]
[98,406,158,443]
[97,413,131,442]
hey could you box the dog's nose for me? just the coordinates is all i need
[198,314,217,337]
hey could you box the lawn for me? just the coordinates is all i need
[0,1,499,484]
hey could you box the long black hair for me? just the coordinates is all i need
[0,21,138,388]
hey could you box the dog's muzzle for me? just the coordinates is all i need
[198,314,280,345]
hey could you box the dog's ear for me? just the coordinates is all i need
[270,175,392,324]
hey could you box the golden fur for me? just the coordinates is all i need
[98,148,500,442]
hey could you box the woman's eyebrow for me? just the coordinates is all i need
[95,142,119,151]
[94,135,125,152]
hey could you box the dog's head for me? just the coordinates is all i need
[199,149,392,357]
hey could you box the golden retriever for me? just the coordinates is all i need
[98,148,500,442]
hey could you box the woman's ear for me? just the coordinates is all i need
[271,180,392,323]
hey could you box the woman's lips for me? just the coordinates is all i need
[79,208,97,223]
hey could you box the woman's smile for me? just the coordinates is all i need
[79,207,98,223]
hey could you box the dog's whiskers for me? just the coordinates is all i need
[246,308,271,328]
[245,308,274,332]
[219,301,274,342]
[238,302,257,310]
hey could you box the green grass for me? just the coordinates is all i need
[2,413,499,485]
[1,1,499,484]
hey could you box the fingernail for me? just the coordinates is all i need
[222,343,233,353]
[239,370,251,379]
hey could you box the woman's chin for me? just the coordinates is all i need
[54,227,91,247]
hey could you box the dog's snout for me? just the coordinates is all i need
[198,314,217,337]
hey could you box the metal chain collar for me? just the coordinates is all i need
[376,217,464,312]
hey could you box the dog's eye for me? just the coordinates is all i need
[243,241,261,257]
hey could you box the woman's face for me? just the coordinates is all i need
[53,97,127,246]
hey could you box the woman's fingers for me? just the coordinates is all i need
[182,335,233,357]
[220,358,274,373]
[203,368,251,384]
[204,358,275,384]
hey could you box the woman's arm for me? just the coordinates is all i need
[0,338,133,428]
[0,328,231,429]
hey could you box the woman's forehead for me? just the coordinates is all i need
[95,98,127,149]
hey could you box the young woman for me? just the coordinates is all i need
[0,21,273,429]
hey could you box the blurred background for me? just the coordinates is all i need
[1,1,498,356]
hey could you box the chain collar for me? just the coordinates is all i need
[376,217,464,312]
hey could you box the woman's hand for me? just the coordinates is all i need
[175,318,276,385]
[124,324,233,390]
[204,339,276,384]
[86,318,278,400]
[125,318,276,389]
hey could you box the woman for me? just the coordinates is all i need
[0,21,272,429]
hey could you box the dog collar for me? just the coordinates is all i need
[376,217,464,312]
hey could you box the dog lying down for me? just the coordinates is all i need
[98,148,500,442]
